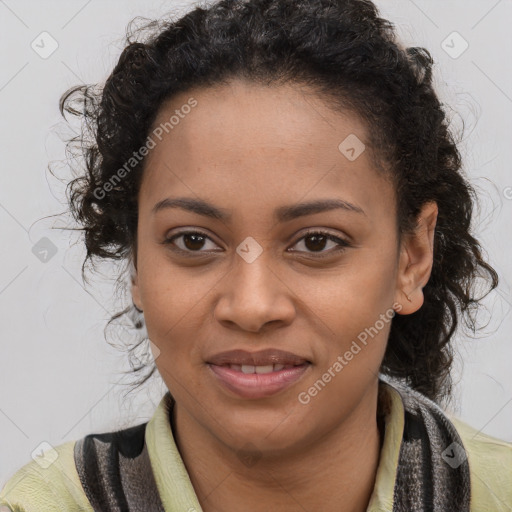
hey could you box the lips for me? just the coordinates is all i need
[206,348,310,367]
[206,348,311,399]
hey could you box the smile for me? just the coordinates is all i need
[207,362,311,399]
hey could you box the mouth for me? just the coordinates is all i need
[206,348,311,399]
[206,348,310,367]
[222,363,300,373]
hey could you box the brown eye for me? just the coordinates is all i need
[163,231,220,254]
[304,233,329,252]
[289,230,351,256]
[181,233,207,251]
[162,229,351,257]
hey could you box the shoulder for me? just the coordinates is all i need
[0,440,93,512]
[449,415,512,512]
[380,380,512,511]
[1,421,151,512]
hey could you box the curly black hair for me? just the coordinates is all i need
[58,0,498,403]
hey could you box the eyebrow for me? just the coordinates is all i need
[152,197,366,222]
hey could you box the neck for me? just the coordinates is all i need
[171,384,383,512]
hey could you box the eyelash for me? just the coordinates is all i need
[162,229,351,258]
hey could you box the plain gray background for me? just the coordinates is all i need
[1,0,511,486]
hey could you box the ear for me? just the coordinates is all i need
[129,253,143,311]
[393,201,438,315]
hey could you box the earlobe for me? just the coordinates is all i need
[393,201,438,315]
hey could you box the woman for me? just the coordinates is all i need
[1,0,510,510]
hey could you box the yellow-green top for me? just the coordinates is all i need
[1,383,511,511]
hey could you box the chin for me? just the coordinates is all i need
[211,405,307,451]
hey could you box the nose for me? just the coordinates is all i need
[213,250,296,333]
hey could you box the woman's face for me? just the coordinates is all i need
[132,79,432,456]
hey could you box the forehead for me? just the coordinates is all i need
[147,78,370,160]
[139,79,394,218]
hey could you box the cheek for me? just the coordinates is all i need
[345,237,398,310]
[305,242,397,315]
[136,257,221,371]
[302,246,397,366]
[136,245,209,326]
[139,270,206,393]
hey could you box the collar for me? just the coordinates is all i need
[145,381,405,511]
